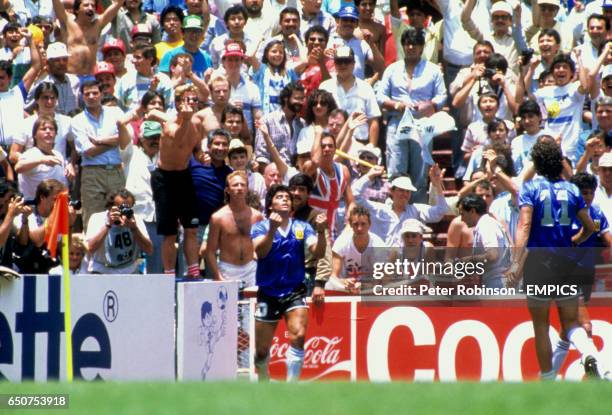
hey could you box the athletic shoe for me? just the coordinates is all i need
[583,355,601,379]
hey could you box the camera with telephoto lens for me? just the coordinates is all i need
[520,48,534,66]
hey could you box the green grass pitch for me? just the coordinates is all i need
[1,381,611,415]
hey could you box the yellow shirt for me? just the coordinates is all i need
[155,40,184,62]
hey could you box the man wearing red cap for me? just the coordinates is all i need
[102,39,129,79]
[114,0,161,53]
[94,61,116,96]
[221,41,262,132]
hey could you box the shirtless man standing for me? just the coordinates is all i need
[149,84,213,277]
[204,171,264,288]
[52,0,125,75]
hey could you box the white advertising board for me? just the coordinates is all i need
[176,281,238,381]
[0,274,175,381]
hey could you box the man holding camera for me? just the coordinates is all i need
[86,189,153,274]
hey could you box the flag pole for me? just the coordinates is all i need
[62,232,73,382]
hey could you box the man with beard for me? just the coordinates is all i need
[254,81,305,168]
[204,171,263,288]
[52,0,125,76]
[242,0,274,42]
[289,173,332,299]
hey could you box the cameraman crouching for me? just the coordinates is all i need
[86,189,153,274]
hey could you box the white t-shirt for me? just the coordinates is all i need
[320,77,381,142]
[17,147,67,200]
[331,230,386,280]
[511,132,539,175]
[534,81,585,161]
[0,85,26,149]
[473,214,511,285]
[86,211,149,274]
[17,113,74,159]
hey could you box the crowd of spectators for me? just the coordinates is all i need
[0,0,610,294]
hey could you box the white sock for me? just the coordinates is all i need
[255,355,270,381]
[567,327,599,361]
[286,346,305,382]
[540,369,556,381]
[551,339,570,375]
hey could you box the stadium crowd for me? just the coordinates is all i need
[0,0,611,380]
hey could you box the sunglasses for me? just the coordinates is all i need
[335,58,354,65]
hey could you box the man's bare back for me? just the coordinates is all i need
[445,216,474,260]
[214,205,263,266]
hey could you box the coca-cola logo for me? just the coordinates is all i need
[269,335,343,368]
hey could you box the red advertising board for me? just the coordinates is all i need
[268,297,612,381]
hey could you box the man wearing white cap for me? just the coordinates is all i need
[462,0,520,74]
[353,144,389,204]
[352,164,449,245]
[27,42,80,115]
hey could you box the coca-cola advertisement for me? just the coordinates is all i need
[268,302,352,380]
[267,297,612,381]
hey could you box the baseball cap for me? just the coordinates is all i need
[223,42,245,59]
[131,23,153,38]
[600,152,612,168]
[297,137,313,155]
[491,1,512,16]
[183,15,203,30]
[604,0,612,9]
[337,5,359,20]
[357,144,381,161]
[46,42,70,59]
[94,61,115,77]
[400,218,432,235]
[538,0,560,7]
[603,65,612,80]
[334,46,355,61]
[102,38,126,56]
[228,138,253,160]
[142,121,162,138]
[391,176,417,192]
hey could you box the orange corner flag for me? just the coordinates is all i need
[44,191,70,257]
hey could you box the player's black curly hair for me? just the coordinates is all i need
[531,140,564,181]
[570,172,597,192]
[264,184,293,217]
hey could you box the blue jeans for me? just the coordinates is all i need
[386,117,429,203]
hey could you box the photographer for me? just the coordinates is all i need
[86,189,153,274]
[13,179,76,274]
[0,179,29,269]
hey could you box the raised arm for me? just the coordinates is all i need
[21,28,42,92]
[52,0,69,25]
[460,0,483,42]
[588,43,610,99]
[99,0,126,30]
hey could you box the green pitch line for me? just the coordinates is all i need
[0,381,611,415]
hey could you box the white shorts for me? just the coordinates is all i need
[218,260,257,289]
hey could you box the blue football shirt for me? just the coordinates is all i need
[251,219,316,297]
